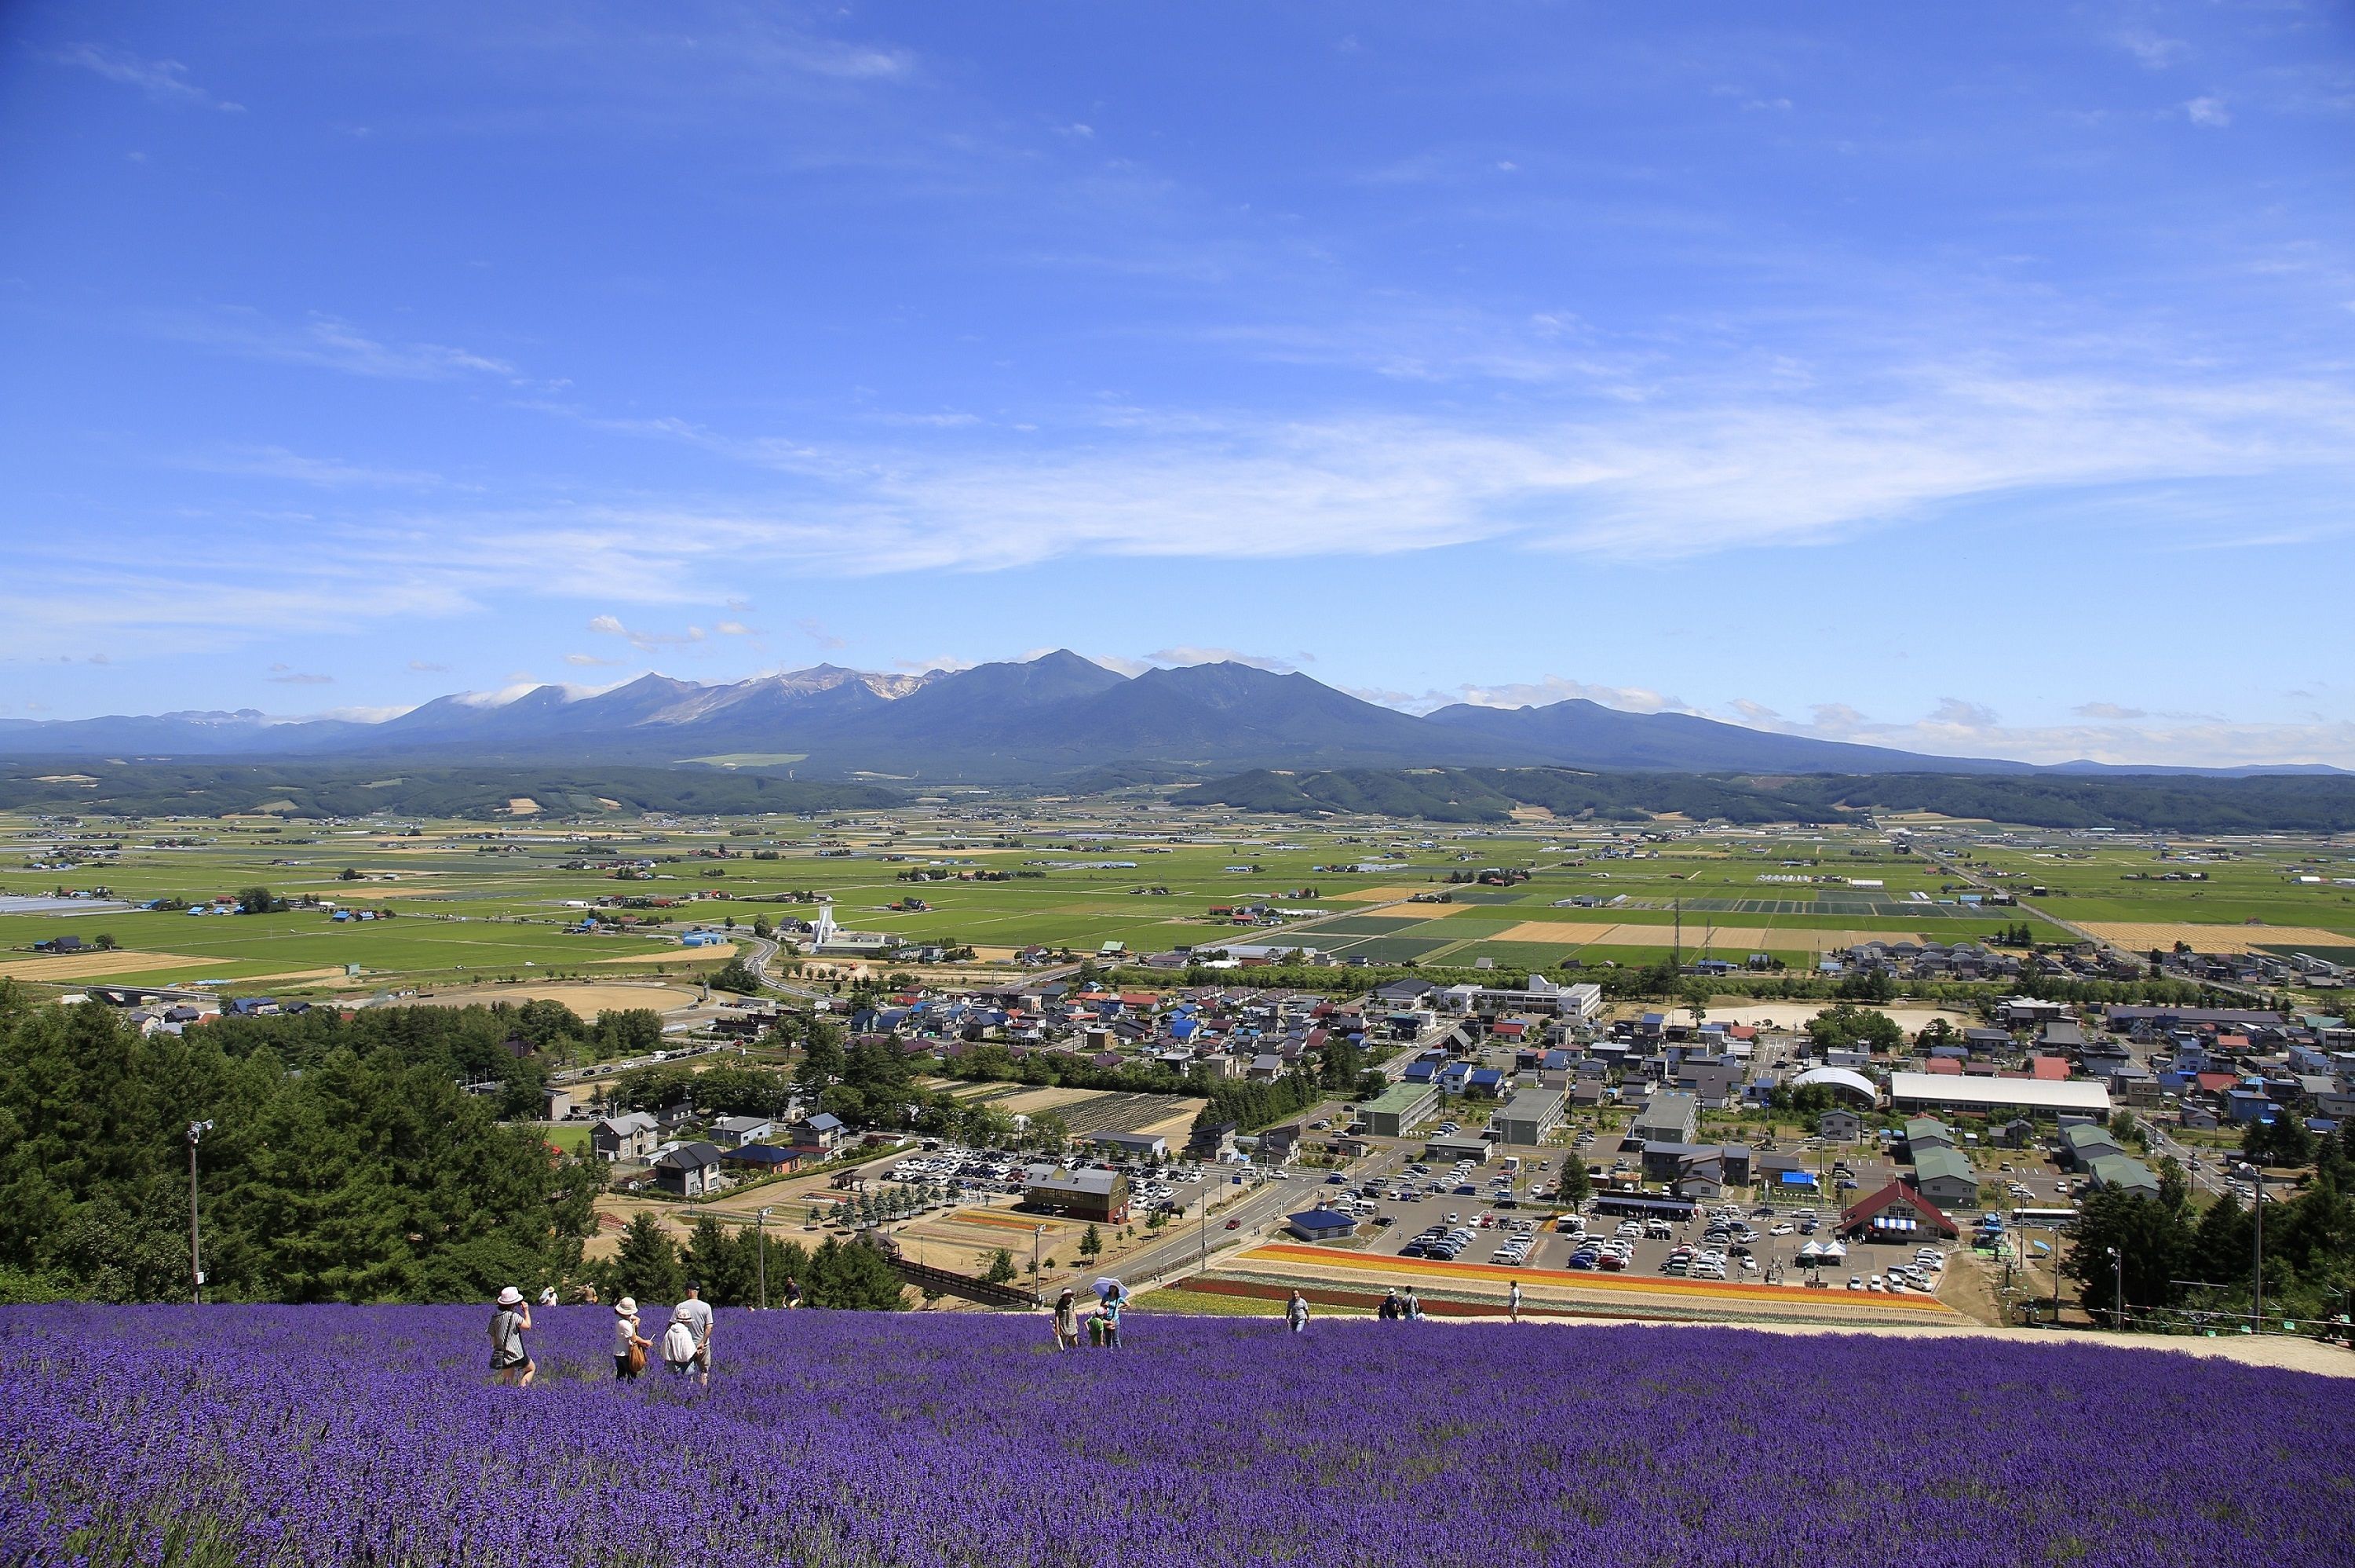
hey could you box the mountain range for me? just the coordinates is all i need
[0,653,2336,780]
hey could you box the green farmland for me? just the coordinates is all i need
[7,796,2351,1000]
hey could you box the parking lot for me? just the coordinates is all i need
[1316,1140,1959,1298]
[878,1143,1211,1217]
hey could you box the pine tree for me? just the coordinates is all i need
[613,1212,687,1304]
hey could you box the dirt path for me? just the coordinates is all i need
[1473,1315,2355,1380]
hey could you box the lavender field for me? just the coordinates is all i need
[4,1304,2349,1567]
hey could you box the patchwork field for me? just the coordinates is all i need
[2076,921,2355,955]
[9,804,2349,998]
[0,949,225,981]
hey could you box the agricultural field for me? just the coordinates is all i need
[1950,833,2355,952]
[9,801,2350,999]
[9,1304,2352,1566]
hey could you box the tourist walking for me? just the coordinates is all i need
[1053,1289,1080,1351]
[672,1280,715,1387]
[1100,1285,1125,1349]
[612,1297,650,1381]
[1508,1280,1522,1322]
[660,1309,699,1380]
[1378,1288,1401,1322]
[1402,1286,1424,1322]
[487,1286,535,1387]
[1285,1291,1309,1334]
[783,1274,803,1309]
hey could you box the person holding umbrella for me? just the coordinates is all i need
[1097,1280,1126,1348]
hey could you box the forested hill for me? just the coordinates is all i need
[1172,768,2355,833]
[0,988,611,1304]
[0,764,902,820]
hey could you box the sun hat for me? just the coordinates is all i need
[615,1297,637,1315]
[496,1285,524,1307]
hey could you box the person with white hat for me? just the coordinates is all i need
[611,1296,650,1382]
[488,1286,535,1387]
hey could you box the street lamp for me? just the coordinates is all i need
[187,1120,214,1305]
[2105,1245,2124,1331]
[755,1205,775,1310]
[2253,1166,2266,1333]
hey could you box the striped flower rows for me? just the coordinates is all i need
[2,1304,2349,1566]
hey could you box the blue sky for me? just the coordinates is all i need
[3,2,2351,764]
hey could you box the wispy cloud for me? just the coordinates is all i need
[265,664,333,686]
[1435,676,1696,716]
[407,659,451,673]
[49,43,242,111]
[588,613,706,651]
[182,444,449,489]
[505,360,2355,578]
[563,652,622,667]
[160,308,519,381]
[1141,646,1302,673]
[1748,698,2355,770]
[2185,96,2232,128]
[2115,31,2187,71]
[794,618,846,650]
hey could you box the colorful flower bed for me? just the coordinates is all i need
[5,1304,2350,1566]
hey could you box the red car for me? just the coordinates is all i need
[1225,1218,1242,1230]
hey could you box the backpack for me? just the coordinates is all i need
[662,1321,696,1367]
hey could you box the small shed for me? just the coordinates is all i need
[1285,1208,1358,1244]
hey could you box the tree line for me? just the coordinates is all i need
[199,997,665,1119]
[0,984,598,1304]
[2066,1119,2355,1328]
[601,1212,903,1311]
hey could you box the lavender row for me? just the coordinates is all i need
[2,1304,2347,1566]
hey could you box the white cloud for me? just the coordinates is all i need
[265,665,334,685]
[1141,646,1301,673]
[588,614,706,651]
[407,659,451,673]
[714,620,754,636]
[303,703,415,724]
[2185,97,2232,128]
[162,308,519,381]
[1437,676,1697,715]
[564,652,622,667]
[1725,697,2355,769]
[2116,31,2186,70]
[49,44,242,111]
[504,362,2355,580]
[184,445,448,488]
[794,618,847,650]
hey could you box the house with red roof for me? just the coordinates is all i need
[1838,1180,1961,1242]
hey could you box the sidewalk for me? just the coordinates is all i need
[1413,1312,2355,1380]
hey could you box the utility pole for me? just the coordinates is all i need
[1673,899,1682,971]
[187,1119,214,1306]
[755,1205,774,1310]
